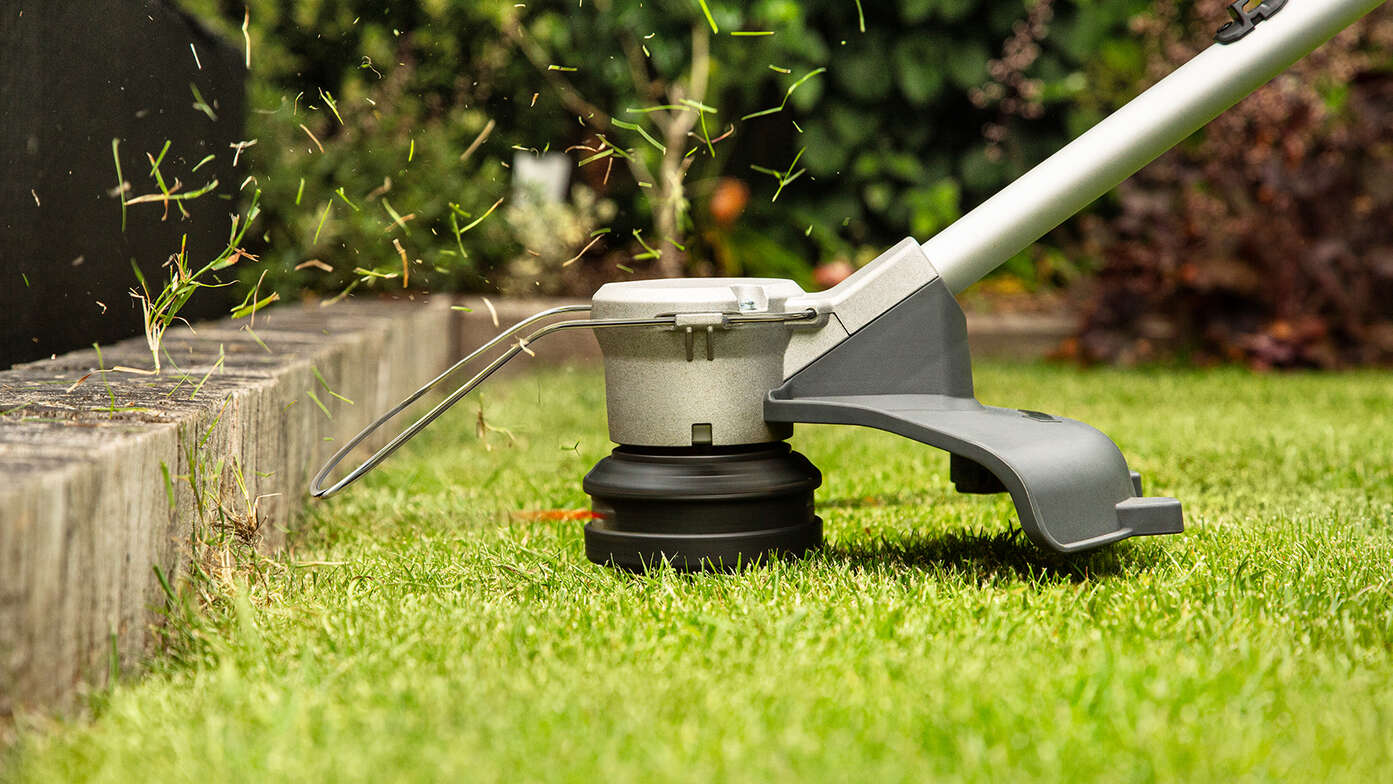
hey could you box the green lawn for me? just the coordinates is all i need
[6,362,1393,782]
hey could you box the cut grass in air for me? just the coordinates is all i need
[129,190,262,371]
[751,146,807,202]
[5,362,1393,781]
[697,0,719,35]
[741,66,826,121]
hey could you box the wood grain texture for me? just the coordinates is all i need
[0,299,454,716]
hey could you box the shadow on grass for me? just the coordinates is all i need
[823,528,1158,583]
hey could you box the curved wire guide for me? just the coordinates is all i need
[310,304,818,498]
[310,304,592,498]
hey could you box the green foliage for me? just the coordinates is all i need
[242,77,519,298]
[180,0,1153,293]
[715,0,1155,266]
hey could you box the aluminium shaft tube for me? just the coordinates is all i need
[922,0,1387,294]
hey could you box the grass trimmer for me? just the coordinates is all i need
[313,0,1385,569]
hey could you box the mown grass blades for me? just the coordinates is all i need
[5,362,1392,781]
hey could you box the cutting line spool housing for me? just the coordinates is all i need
[578,242,1182,569]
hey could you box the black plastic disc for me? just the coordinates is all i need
[582,442,822,571]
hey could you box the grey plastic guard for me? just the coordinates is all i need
[765,278,1182,553]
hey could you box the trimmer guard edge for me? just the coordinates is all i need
[766,278,1183,552]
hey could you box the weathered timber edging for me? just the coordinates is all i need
[0,299,454,717]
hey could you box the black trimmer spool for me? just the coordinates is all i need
[582,442,822,571]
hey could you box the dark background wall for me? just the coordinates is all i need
[1,0,244,368]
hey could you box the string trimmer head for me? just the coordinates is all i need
[577,246,1186,568]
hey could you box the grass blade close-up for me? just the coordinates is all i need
[5,362,1392,782]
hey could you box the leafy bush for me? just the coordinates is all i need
[179,0,1151,298]
[1072,1,1393,368]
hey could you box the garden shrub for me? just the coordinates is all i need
[1072,0,1393,368]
